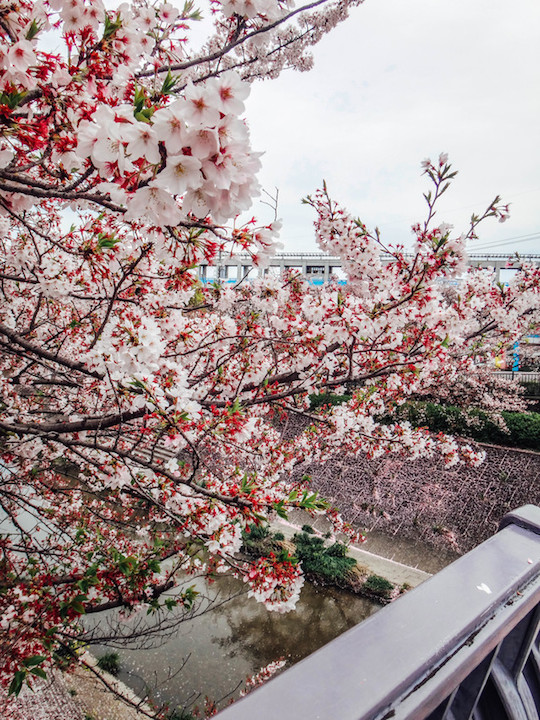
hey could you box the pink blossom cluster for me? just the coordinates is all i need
[240,658,287,696]
[245,556,305,612]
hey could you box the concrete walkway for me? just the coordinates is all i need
[2,655,154,720]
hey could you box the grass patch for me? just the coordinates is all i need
[363,574,395,599]
[96,651,120,676]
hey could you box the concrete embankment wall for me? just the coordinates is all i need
[304,444,540,555]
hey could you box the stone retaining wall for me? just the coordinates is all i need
[303,444,540,554]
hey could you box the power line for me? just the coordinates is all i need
[471,235,540,252]
[470,230,540,245]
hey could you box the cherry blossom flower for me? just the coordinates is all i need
[186,126,220,160]
[0,145,14,169]
[7,40,36,73]
[213,71,251,115]
[125,184,182,225]
[184,81,221,127]
[152,101,189,154]
[158,2,180,24]
[60,1,87,33]
[126,123,161,165]
[153,154,203,195]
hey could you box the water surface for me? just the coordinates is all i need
[90,573,380,714]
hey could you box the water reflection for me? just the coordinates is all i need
[91,574,379,713]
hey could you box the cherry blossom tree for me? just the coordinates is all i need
[0,0,538,704]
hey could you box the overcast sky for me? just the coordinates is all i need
[244,0,540,256]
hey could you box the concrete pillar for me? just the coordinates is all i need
[324,261,330,282]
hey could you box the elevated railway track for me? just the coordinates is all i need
[199,252,540,285]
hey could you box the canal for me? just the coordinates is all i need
[89,572,381,715]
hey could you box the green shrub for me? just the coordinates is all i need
[363,574,395,599]
[293,532,356,584]
[521,380,540,394]
[324,542,347,558]
[242,523,270,542]
[301,524,315,534]
[242,523,284,557]
[168,709,196,720]
[502,411,540,450]
[96,651,120,676]
[273,531,285,541]
[309,393,351,410]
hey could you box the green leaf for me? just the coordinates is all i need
[26,19,43,40]
[160,70,179,96]
[103,13,122,40]
[132,86,155,123]
[134,107,154,123]
[146,599,160,614]
[23,655,47,668]
[0,90,27,109]
[97,233,120,250]
[181,585,198,609]
[8,670,26,696]
[30,668,47,679]
[118,555,138,575]
[298,490,329,512]
[228,398,242,415]
[60,593,87,617]
[129,378,147,390]
[70,600,86,615]
[273,500,288,520]
[182,0,202,20]
[240,473,256,494]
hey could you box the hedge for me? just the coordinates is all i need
[307,392,540,450]
[393,401,540,451]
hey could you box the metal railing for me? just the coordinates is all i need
[215,505,540,720]
[495,371,540,383]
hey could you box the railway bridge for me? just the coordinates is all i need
[199,252,540,285]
